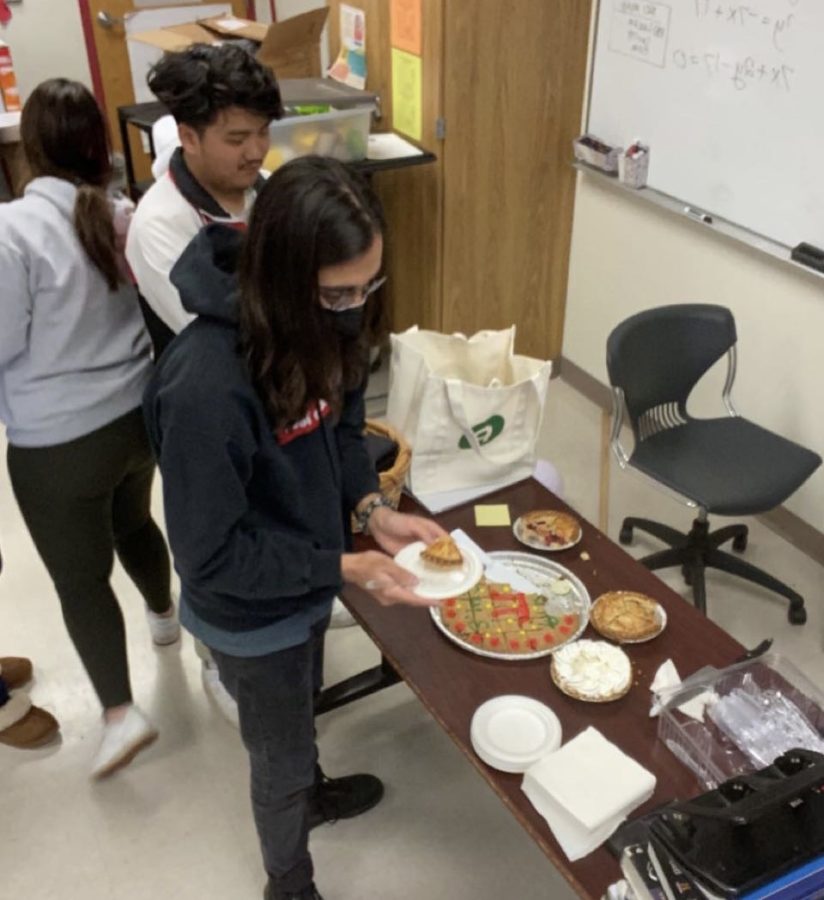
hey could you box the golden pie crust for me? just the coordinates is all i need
[420,535,464,568]
[519,510,582,548]
[590,591,662,642]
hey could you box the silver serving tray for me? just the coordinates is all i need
[430,550,591,661]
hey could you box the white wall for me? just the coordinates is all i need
[564,175,824,528]
[2,0,92,101]
[2,1,323,103]
[255,0,273,22]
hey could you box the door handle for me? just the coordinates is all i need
[97,10,136,29]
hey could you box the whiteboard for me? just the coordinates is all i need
[587,0,823,249]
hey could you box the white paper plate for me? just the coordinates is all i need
[394,541,484,601]
[470,695,562,773]
[513,514,582,552]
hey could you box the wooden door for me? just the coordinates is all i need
[327,0,444,335]
[441,0,592,361]
[81,0,248,179]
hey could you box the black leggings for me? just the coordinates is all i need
[7,408,171,709]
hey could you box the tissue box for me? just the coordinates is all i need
[618,148,649,189]
[658,654,824,789]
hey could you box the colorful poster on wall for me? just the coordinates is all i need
[390,0,421,56]
[328,3,367,90]
[391,47,422,142]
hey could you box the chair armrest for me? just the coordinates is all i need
[610,387,631,468]
[722,345,739,417]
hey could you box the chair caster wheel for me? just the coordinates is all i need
[619,525,633,545]
[681,565,693,586]
[732,533,748,553]
[788,605,807,625]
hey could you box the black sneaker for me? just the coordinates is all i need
[263,882,324,900]
[308,769,384,829]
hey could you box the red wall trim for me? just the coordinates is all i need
[246,0,256,19]
[269,0,277,21]
[77,0,106,110]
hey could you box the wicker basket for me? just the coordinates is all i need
[351,419,412,533]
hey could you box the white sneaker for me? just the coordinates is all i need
[201,661,239,728]
[146,601,181,646]
[91,705,158,780]
[328,596,356,629]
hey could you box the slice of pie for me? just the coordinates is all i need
[420,535,464,569]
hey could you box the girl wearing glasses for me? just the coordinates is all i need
[143,156,443,900]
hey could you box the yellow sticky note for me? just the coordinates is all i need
[391,48,422,142]
[474,505,511,527]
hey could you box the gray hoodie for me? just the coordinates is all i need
[0,176,151,447]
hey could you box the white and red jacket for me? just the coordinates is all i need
[126,144,264,334]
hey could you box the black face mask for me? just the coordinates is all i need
[323,307,365,340]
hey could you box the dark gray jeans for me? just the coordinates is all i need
[210,614,328,893]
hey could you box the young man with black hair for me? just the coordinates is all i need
[127,42,283,336]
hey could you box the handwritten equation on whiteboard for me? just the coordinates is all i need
[608,0,801,93]
[608,1,673,68]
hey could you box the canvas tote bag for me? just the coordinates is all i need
[385,327,552,496]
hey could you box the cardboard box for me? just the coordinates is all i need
[129,8,329,80]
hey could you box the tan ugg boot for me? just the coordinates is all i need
[0,692,59,748]
[0,656,33,689]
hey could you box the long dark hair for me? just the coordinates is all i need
[21,79,120,290]
[239,156,385,429]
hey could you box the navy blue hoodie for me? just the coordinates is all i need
[143,225,379,640]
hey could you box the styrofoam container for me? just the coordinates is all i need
[265,105,374,170]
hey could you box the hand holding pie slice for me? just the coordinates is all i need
[420,534,464,569]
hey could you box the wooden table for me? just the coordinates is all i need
[336,478,745,899]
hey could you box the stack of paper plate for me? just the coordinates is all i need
[470,695,562,773]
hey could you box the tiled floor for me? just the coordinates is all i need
[1,378,821,899]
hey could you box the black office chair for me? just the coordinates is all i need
[606,304,821,624]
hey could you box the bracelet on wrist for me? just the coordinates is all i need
[356,495,392,535]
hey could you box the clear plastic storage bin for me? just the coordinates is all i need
[657,654,824,789]
[265,105,374,170]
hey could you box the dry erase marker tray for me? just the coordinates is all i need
[657,653,824,790]
[572,133,620,174]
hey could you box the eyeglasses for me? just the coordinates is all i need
[318,276,387,311]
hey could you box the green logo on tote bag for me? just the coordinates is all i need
[458,415,505,449]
